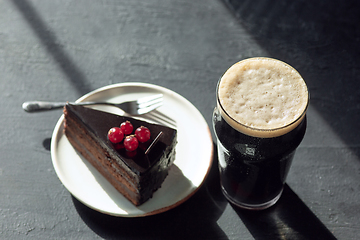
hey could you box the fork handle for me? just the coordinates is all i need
[22,101,67,112]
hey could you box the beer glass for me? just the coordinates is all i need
[213,57,309,210]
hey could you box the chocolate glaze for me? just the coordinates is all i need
[65,103,177,176]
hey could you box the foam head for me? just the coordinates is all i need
[217,57,309,138]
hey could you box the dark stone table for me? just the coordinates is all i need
[1,0,359,239]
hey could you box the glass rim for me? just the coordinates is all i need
[216,57,310,138]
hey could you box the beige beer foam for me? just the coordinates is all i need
[218,58,309,138]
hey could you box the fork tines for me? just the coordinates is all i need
[137,94,163,114]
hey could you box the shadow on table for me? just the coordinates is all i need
[221,0,360,158]
[233,184,337,240]
[72,143,229,240]
[10,0,92,96]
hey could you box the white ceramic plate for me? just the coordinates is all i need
[51,82,213,217]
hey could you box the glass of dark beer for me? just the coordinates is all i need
[213,57,309,210]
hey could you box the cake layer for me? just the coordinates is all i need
[63,103,177,206]
[65,116,139,200]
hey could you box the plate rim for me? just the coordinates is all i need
[50,82,214,217]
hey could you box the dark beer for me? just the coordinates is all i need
[213,58,309,209]
[214,112,306,208]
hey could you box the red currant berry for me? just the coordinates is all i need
[135,126,151,143]
[108,127,124,143]
[123,135,139,151]
[120,121,133,135]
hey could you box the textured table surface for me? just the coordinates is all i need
[1,0,359,239]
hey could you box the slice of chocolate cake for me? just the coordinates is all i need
[63,103,177,206]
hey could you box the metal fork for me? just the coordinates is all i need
[22,94,163,115]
